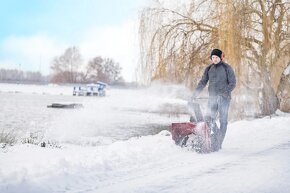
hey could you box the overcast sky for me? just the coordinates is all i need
[0,0,147,81]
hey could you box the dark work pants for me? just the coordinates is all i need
[206,96,231,149]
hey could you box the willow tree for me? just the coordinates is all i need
[139,0,290,117]
[139,1,218,87]
[224,0,290,116]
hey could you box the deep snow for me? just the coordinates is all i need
[0,83,290,193]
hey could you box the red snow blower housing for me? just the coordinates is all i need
[171,101,220,153]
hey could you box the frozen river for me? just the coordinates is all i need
[0,83,190,145]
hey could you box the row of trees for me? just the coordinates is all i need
[0,47,124,85]
[139,0,290,118]
[50,46,124,84]
[0,69,48,83]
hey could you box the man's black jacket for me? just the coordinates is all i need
[194,61,236,98]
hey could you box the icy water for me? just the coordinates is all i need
[1,92,78,132]
[0,83,189,145]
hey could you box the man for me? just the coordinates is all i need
[192,48,236,151]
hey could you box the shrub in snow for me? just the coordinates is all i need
[21,131,43,145]
[0,130,16,147]
[39,140,61,148]
[21,131,61,148]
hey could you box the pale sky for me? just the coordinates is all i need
[0,0,148,82]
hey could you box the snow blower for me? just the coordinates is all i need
[171,100,220,153]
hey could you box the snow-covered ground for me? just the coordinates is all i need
[0,83,290,193]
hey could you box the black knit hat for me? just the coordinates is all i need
[210,49,223,59]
